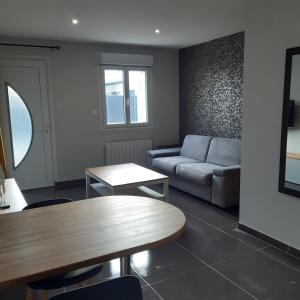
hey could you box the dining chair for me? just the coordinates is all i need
[49,276,143,300]
[23,198,103,300]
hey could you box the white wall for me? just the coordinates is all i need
[0,38,179,181]
[240,0,300,249]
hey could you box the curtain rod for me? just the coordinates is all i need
[0,43,60,50]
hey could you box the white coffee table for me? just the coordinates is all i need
[85,163,169,201]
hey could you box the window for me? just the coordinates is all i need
[102,66,150,127]
[6,84,33,168]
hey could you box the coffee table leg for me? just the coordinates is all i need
[120,255,131,276]
[163,179,169,202]
[110,186,116,196]
[86,173,91,199]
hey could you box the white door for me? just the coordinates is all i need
[0,59,54,190]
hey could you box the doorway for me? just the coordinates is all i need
[0,58,54,190]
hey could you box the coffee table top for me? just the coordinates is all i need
[86,163,168,188]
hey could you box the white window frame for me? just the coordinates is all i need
[101,65,152,129]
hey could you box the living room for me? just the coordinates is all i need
[0,0,299,299]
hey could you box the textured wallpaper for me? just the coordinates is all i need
[179,32,244,141]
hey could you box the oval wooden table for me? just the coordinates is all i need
[0,196,186,288]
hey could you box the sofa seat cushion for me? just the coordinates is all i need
[152,156,199,176]
[176,163,224,186]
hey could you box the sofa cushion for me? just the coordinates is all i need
[176,163,224,186]
[206,138,241,167]
[180,135,212,162]
[152,156,199,176]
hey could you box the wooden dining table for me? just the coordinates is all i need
[0,195,186,289]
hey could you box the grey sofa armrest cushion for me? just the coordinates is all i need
[148,147,182,158]
[212,165,241,177]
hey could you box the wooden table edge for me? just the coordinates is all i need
[0,202,186,289]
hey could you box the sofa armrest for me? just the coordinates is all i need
[147,147,182,158]
[213,165,241,177]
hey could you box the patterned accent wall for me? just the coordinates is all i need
[179,32,244,141]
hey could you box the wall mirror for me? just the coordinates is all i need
[279,47,300,197]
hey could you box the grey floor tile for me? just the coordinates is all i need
[142,286,162,300]
[152,266,255,300]
[169,188,238,228]
[22,187,65,205]
[61,185,100,201]
[177,213,253,264]
[220,223,268,249]
[213,250,300,300]
[60,186,87,201]
[268,287,300,300]
[260,246,300,272]
[132,243,204,284]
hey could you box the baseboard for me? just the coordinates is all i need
[238,223,300,258]
[55,179,85,189]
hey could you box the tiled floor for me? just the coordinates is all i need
[2,185,300,300]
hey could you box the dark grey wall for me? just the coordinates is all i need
[179,32,244,141]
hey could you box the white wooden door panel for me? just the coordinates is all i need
[0,59,53,189]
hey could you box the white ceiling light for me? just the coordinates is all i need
[154,29,160,34]
[72,19,79,25]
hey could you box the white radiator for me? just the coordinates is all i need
[105,139,152,166]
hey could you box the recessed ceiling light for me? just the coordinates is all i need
[155,29,160,34]
[72,19,79,25]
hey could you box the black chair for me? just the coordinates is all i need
[23,198,103,300]
[49,276,143,300]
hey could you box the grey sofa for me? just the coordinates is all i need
[147,135,241,208]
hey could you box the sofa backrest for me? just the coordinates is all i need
[206,137,241,166]
[180,135,212,162]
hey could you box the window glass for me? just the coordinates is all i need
[7,85,33,167]
[104,69,126,124]
[129,70,148,123]
[102,67,149,127]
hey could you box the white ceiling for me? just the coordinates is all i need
[0,0,246,48]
